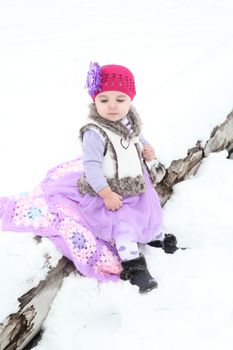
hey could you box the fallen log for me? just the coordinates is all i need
[157,110,233,205]
[204,110,233,157]
[0,253,74,350]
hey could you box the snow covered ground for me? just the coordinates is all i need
[0,0,233,349]
[34,152,233,350]
[0,232,61,321]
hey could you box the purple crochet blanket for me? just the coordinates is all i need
[0,158,121,282]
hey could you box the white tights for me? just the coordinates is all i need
[115,230,164,261]
[115,236,140,261]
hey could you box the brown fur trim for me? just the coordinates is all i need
[79,123,108,141]
[144,161,166,185]
[144,162,157,186]
[79,124,119,179]
[135,143,145,174]
[77,174,146,196]
[107,139,119,179]
[126,105,142,137]
[77,175,97,196]
[108,175,146,195]
[86,103,142,140]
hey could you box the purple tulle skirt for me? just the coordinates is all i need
[75,169,163,243]
[0,158,163,281]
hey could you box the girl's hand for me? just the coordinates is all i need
[142,144,156,161]
[103,191,123,211]
[98,186,122,211]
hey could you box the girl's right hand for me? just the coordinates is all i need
[103,191,123,211]
[98,186,122,211]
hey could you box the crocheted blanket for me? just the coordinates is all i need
[0,158,121,281]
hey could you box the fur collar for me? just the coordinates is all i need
[87,103,142,140]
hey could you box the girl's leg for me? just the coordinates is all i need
[113,220,140,261]
[119,251,158,293]
[152,230,165,241]
[115,236,139,261]
[148,232,178,253]
[114,230,157,293]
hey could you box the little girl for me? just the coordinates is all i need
[75,62,177,293]
[0,62,177,294]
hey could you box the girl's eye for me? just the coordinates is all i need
[100,99,125,103]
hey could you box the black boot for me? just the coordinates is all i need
[120,254,158,293]
[148,233,178,254]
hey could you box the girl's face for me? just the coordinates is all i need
[94,91,131,121]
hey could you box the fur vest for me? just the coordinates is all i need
[78,103,148,196]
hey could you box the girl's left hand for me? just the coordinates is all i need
[142,144,156,161]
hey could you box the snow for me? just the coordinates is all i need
[0,231,61,321]
[0,0,233,348]
[34,152,233,350]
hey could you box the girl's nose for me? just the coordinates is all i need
[108,100,117,109]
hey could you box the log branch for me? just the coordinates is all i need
[0,256,74,350]
[156,110,233,205]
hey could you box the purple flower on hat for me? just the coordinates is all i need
[85,61,102,97]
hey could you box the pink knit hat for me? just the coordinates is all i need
[85,62,136,101]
